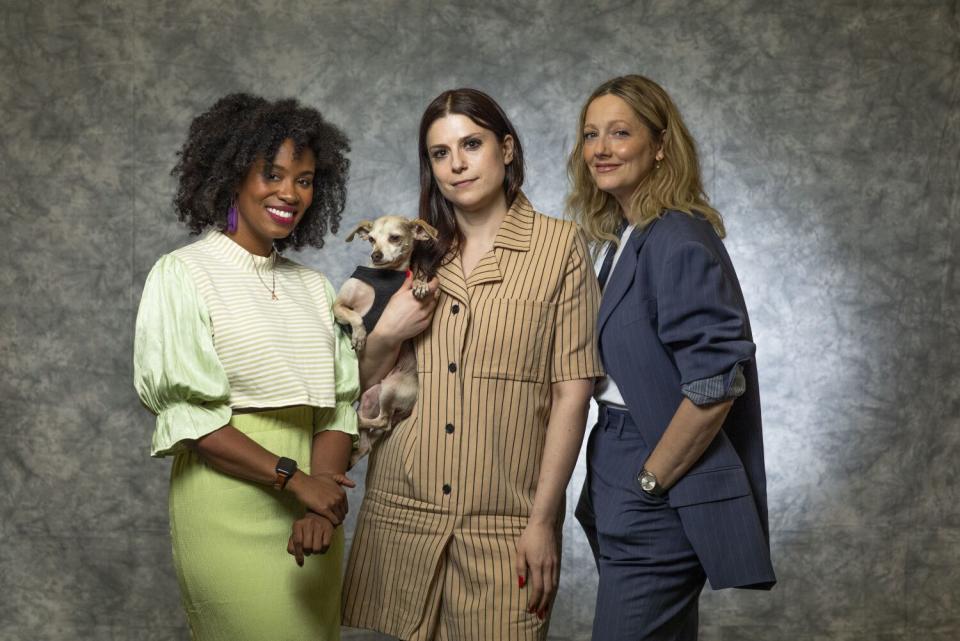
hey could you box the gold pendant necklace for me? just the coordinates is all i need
[253,254,279,300]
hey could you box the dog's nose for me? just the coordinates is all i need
[371,250,383,262]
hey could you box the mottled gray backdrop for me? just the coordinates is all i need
[1,0,957,639]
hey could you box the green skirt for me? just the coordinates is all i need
[169,406,343,641]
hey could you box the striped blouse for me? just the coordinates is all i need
[134,230,359,457]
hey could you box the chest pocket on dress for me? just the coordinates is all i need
[471,298,555,382]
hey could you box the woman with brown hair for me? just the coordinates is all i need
[570,74,776,641]
[342,88,604,640]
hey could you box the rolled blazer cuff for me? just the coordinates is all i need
[657,239,756,387]
[681,363,746,406]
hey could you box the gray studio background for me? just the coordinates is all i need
[1,0,957,640]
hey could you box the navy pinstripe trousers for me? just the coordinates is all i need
[576,406,706,641]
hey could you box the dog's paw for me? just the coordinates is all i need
[351,326,367,352]
[412,279,429,300]
[358,414,390,430]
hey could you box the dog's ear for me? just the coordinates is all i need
[409,218,439,241]
[346,221,374,242]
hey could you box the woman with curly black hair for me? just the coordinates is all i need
[133,93,358,640]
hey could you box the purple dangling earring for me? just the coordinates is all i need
[227,201,238,233]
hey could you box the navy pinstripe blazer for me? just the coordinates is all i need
[598,210,776,590]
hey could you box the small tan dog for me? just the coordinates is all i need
[333,216,437,464]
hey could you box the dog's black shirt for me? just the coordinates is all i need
[342,266,408,335]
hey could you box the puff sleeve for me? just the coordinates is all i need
[134,254,232,457]
[313,277,360,444]
[656,240,753,404]
[551,228,605,382]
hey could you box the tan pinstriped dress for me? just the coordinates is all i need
[342,194,603,640]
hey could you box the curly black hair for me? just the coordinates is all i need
[172,93,350,252]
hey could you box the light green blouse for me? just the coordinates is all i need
[134,232,359,457]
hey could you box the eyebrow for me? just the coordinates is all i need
[584,119,633,128]
[429,131,486,149]
[265,162,314,176]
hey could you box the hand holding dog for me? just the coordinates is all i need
[373,273,440,347]
[287,471,355,525]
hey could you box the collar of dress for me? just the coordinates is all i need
[204,230,280,272]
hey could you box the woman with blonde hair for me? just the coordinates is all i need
[570,75,776,640]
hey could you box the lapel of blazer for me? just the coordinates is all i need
[597,220,658,336]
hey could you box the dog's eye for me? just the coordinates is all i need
[388,235,401,243]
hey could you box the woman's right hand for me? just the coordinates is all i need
[287,471,355,525]
[359,273,440,391]
[371,273,440,346]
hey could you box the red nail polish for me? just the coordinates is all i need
[518,576,526,588]
[406,269,412,278]
[537,610,545,620]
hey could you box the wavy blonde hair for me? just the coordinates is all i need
[566,74,724,249]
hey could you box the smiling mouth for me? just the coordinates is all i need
[266,206,296,225]
[594,164,621,174]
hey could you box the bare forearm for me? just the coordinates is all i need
[358,329,401,390]
[529,379,593,527]
[311,430,353,476]
[644,397,734,489]
[195,423,352,524]
[193,425,281,485]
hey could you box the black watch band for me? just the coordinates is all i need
[274,456,298,490]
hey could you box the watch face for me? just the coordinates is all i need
[640,473,656,492]
[276,457,297,476]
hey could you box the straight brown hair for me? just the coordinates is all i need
[414,88,525,275]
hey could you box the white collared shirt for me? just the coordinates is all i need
[593,223,636,409]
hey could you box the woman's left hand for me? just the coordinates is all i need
[287,512,335,566]
[515,521,560,619]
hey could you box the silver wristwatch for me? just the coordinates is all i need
[638,469,666,497]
